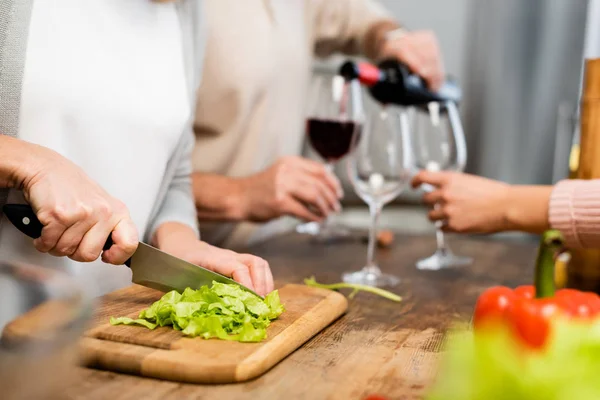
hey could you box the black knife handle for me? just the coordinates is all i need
[2,204,131,267]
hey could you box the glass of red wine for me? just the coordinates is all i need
[296,74,364,242]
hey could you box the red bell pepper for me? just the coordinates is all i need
[473,230,600,350]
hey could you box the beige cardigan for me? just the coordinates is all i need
[193,0,392,249]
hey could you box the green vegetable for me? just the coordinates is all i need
[304,276,402,302]
[426,319,600,400]
[109,281,284,342]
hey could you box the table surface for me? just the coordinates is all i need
[67,232,538,400]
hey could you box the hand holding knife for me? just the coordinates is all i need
[2,204,262,298]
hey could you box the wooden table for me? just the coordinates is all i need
[67,232,538,400]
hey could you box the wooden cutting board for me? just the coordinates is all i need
[3,283,348,384]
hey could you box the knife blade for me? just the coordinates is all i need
[2,204,262,298]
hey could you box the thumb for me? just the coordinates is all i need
[102,219,138,265]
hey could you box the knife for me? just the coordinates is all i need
[2,204,262,298]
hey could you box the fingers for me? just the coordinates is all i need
[238,254,273,296]
[283,197,322,222]
[411,170,449,189]
[230,262,256,293]
[294,176,340,216]
[48,219,95,257]
[102,218,139,265]
[387,31,445,91]
[70,219,114,263]
[295,157,343,197]
[422,190,445,206]
[264,262,274,294]
[33,222,69,254]
[428,206,446,222]
[321,169,344,199]
[34,206,86,253]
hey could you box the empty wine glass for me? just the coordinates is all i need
[296,74,365,242]
[412,101,473,270]
[344,104,413,287]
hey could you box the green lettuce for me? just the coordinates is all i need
[426,320,600,400]
[109,281,284,342]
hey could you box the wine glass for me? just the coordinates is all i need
[296,74,365,242]
[412,101,473,270]
[343,104,413,287]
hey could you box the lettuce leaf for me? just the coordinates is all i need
[109,317,157,330]
[426,320,600,400]
[109,281,284,342]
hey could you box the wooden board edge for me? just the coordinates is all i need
[233,288,349,382]
[79,337,155,376]
[80,336,241,384]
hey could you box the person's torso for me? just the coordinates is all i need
[0,0,190,296]
[192,0,313,177]
[192,0,315,248]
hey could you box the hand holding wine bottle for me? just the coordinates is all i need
[377,30,445,91]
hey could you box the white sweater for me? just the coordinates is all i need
[0,0,204,297]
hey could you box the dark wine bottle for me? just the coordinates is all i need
[339,59,462,107]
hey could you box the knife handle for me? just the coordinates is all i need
[3,204,131,267]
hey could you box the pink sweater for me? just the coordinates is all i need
[549,179,600,248]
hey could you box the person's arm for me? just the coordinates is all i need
[0,135,41,189]
[148,128,200,245]
[411,170,553,234]
[548,179,600,248]
[0,136,138,264]
[193,156,343,224]
[192,172,247,221]
[148,129,274,296]
[310,0,444,90]
[504,185,553,233]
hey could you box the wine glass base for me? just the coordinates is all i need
[342,269,400,287]
[295,221,320,235]
[296,221,352,243]
[416,249,473,271]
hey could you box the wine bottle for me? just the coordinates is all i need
[338,59,462,106]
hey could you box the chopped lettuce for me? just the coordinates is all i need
[109,281,284,342]
[426,320,600,400]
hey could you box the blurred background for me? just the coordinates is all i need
[307,0,594,238]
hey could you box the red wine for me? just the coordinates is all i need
[306,118,359,161]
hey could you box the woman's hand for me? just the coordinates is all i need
[154,222,274,296]
[10,139,138,265]
[411,171,553,234]
[412,170,512,233]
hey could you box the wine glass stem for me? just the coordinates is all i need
[434,203,447,252]
[366,202,382,269]
[320,161,337,230]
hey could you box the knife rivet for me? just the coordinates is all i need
[22,217,30,225]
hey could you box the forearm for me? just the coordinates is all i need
[504,185,553,234]
[192,172,247,221]
[152,221,197,249]
[0,136,46,189]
